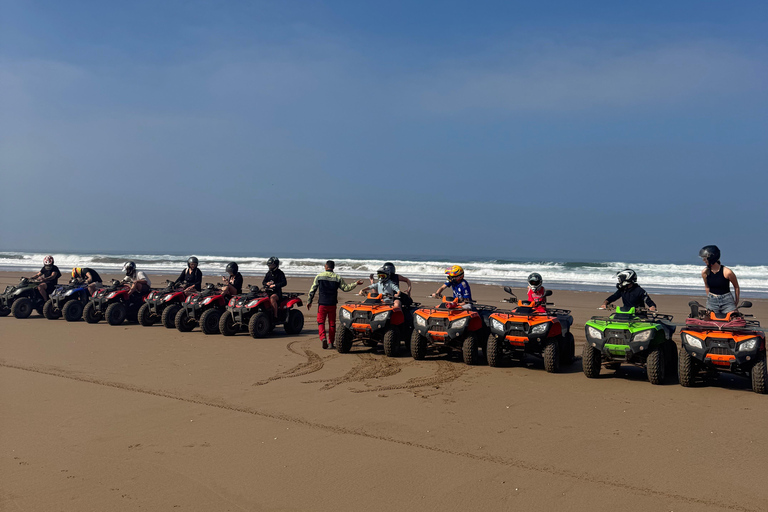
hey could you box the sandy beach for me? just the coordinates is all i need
[2,270,767,512]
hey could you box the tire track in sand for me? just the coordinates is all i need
[253,340,339,386]
[350,359,469,393]
[0,360,757,512]
[303,353,402,390]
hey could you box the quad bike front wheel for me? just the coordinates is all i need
[543,340,561,373]
[106,302,127,326]
[43,299,61,320]
[678,345,697,388]
[751,354,767,395]
[62,300,84,322]
[0,306,9,317]
[646,346,666,385]
[138,303,155,326]
[382,326,399,357]
[11,298,33,319]
[200,308,222,335]
[411,330,428,360]
[486,334,504,367]
[335,327,353,353]
[249,312,271,338]
[82,302,101,323]
[582,342,601,378]
[162,304,181,329]
[284,309,304,335]
[175,308,196,332]
[218,312,238,336]
[462,333,480,365]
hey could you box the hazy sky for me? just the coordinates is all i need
[1,1,766,263]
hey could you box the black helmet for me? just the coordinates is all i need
[122,261,136,275]
[266,257,280,268]
[226,262,238,274]
[527,272,543,290]
[187,256,199,267]
[382,262,396,275]
[376,266,391,282]
[699,245,720,266]
[616,269,637,289]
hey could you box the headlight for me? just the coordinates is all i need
[63,289,75,297]
[228,298,235,307]
[530,323,548,335]
[341,309,351,320]
[451,317,468,330]
[682,333,703,349]
[415,314,426,327]
[107,292,118,299]
[201,297,213,305]
[491,318,504,332]
[163,294,174,302]
[737,338,759,352]
[246,300,258,307]
[587,326,603,339]
[373,312,391,322]
[632,330,653,342]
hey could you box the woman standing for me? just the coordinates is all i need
[699,245,740,314]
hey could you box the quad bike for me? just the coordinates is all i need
[175,283,229,334]
[411,296,496,365]
[0,277,46,319]
[486,287,575,373]
[679,300,767,394]
[583,304,677,385]
[218,285,304,337]
[83,279,150,325]
[335,293,420,356]
[44,279,94,322]
[138,280,188,328]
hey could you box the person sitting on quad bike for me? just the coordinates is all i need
[30,255,61,302]
[699,245,740,315]
[72,267,103,296]
[263,257,287,320]
[432,265,473,307]
[369,262,412,304]
[360,266,402,309]
[122,261,151,300]
[175,256,203,296]
[307,260,364,349]
[526,272,548,313]
[221,262,243,296]
[600,269,656,312]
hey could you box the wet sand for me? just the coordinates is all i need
[2,270,767,511]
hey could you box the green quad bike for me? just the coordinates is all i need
[583,306,678,385]
[0,277,47,319]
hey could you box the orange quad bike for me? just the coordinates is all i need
[335,293,420,356]
[410,296,496,365]
[485,287,575,373]
[679,300,767,394]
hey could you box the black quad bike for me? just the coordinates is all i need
[43,279,94,322]
[0,277,46,319]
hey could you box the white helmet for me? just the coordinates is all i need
[616,269,637,289]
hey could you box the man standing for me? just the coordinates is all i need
[307,260,364,349]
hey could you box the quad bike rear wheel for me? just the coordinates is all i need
[335,327,353,353]
[560,333,575,366]
[43,299,61,319]
[751,354,767,395]
[162,304,181,329]
[284,309,304,335]
[83,302,101,323]
[106,302,127,326]
[175,308,196,332]
[582,342,601,378]
[11,298,33,319]
[248,312,271,338]
[62,300,83,322]
[462,333,480,365]
[646,346,666,385]
[200,308,222,335]
[138,303,155,326]
[486,334,504,367]
[410,330,428,360]
[382,326,399,357]
[678,345,697,388]
[219,312,238,336]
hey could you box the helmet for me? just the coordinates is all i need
[43,255,54,266]
[699,245,720,266]
[123,261,136,275]
[187,256,199,267]
[383,262,396,274]
[376,266,391,282]
[528,272,543,290]
[445,265,464,282]
[266,257,280,268]
[72,267,83,279]
[616,269,637,289]
[226,262,238,274]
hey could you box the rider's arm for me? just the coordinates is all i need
[274,270,287,289]
[725,267,740,305]
[307,274,320,305]
[85,272,94,284]
[398,275,412,294]
[433,284,448,297]
[602,289,621,308]
[641,288,657,310]
[701,268,710,295]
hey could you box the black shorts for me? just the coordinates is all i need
[44,282,57,293]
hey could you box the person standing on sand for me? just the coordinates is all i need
[699,245,740,315]
[307,260,364,350]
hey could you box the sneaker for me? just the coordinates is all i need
[321,337,328,350]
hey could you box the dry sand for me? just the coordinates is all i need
[1,270,767,512]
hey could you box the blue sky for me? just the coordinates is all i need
[1,1,766,264]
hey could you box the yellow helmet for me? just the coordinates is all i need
[71,267,83,279]
[445,265,464,281]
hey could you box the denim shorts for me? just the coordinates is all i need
[706,292,736,314]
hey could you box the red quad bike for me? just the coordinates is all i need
[411,296,497,365]
[486,287,575,373]
[175,282,229,334]
[679,300,767,394]
[219,285,304,337]
[82,279,151,325]
[138,280,188,328]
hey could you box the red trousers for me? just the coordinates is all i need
[317,305,337,342]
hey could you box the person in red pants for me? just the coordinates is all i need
[307,260,364,349]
